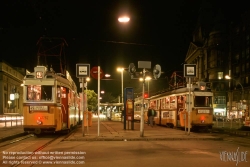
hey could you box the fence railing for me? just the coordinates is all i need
[0,114,23,128]
[213,117,244,129]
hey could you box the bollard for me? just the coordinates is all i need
[222,118,224,128]
[5,115,7,127]
[239,118,241,129]
[230,118,232,129]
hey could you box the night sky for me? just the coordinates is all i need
[0,0,247,97]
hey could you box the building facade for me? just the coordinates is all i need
[0,61,25,115]
[185,7,250,123]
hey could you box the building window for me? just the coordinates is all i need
[209,51,217,68]
[242,64,245,72]
[242,50,246,59]
[235,54,239,60]
[246,34,249,46]
[214,96,226,104]
[246,47,249,59]
[246,76,249,85]
[218,72,223,79]
[236,66,240,74]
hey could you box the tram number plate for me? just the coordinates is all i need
[198,110,210,114]
[30,106,48,111]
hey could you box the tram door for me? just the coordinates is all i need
[61,87,69,128]
[177,95,184,126]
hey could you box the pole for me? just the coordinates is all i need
[140,68,145,137]
[188,77,191,135]
[85,81,88,134]
[98,66,100,136]
[148,80,149,97]
[82,77,85,137]
[121,69,124,103]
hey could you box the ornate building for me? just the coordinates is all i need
[0,61,25,115]
[185,4,250,123]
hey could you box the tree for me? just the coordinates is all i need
[85,89,98,111]
[100,92,117,103]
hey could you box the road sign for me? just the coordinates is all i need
[76,64,90,78]
[90,66,104,79]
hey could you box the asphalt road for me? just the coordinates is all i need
[0,133,249,167]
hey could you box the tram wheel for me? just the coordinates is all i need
[34,128,42,135]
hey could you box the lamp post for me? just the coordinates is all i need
[117,68,124,103]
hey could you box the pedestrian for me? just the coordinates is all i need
[147,105,156,127]
[147,106,151,126]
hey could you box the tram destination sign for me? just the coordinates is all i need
[30,106,48,111]
[197,110,210,114]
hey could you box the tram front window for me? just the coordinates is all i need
[194,96,212,107]
[26,85,53,101]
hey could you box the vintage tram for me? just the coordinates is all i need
[22,66,80,135]
[134,81,214,130]
[133,96,149,122]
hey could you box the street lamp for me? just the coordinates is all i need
[118,16,130,23]
[117,68,124,103]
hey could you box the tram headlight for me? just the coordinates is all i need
[200,116,205,123]
[37,117,43,125]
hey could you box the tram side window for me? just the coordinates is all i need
[170,96,176,108]
[57,87,61,103]
[27,85,52,101]
[194,96,212,107]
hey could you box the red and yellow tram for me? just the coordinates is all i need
[22,66,80,135]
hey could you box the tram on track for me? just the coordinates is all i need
[134,81,214,130]
[22,66,80,135]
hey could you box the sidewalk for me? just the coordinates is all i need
[1,118,250,142]
[64,119,222,141]
[0,125,26,142]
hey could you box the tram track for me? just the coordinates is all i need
[8,129,76,167]
[0,134,34,148]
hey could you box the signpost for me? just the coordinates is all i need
[184,64,196,135]
[76,64,90,137]
[90,66,104,136]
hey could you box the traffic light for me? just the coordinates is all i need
[144,93,148,98]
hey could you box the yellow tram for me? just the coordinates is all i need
[22,66,80,135]
[135,81,214,130]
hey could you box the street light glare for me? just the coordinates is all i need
[105,74,111,77]
[225,75,231,79]
[118,17,130,23]
[117,67,124,72]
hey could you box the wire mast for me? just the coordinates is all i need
[36,37,68,75]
